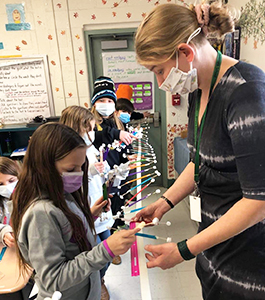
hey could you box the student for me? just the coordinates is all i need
[134,2,265,300]
[91,76,133,150]
[0,157,20,247]
[11,123,140,300]
[116,84,150,120]
[60,106,114,300]
[115,97,134,125]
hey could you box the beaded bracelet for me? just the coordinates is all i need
[177,239,195,260]
[161,195,174,209]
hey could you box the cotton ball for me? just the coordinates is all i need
[152,217,159,225]
[166,237,172,243]
[155,189,161,194]
[166,221,171,226]
[51,291,62,300]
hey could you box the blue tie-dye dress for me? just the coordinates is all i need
[187,61,265,300]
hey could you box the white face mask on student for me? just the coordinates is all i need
[159,28,201,95]
[0,180,18,199]
[83,131,95,146]
[95,103,115,117]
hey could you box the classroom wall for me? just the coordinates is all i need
[0,0,264,179]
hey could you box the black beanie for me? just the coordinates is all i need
[91,76,117,105]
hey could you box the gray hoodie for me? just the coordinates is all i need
[18,195,113,300]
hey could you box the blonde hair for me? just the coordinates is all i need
[135,1,235,65]
[91,105,124,131]
[60,106,95,135]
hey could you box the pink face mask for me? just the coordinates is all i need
[62,171,83,193]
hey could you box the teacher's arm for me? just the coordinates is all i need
[145,197,265,269]
[133,161,195,223]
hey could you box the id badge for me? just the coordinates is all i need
[189,195,201,222]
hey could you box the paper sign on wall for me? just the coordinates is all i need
[102,51,154,112]
[0,60,50,124]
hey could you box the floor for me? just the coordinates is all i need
[105,187,203,300]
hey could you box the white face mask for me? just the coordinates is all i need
[95,102,115,117]
[83,131,95,146]
[0,180,18,199]
[159,28,201,95]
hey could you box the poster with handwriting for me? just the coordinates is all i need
[102,51,154,111]
[0,60,50,124]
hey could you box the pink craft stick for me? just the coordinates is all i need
[130,222,140,276]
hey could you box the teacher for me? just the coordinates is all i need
[134,2,265,300]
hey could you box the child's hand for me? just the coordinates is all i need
[127,154,137,161]
[106,227,141,256]
[143,111,151,118]
[94,162,105,174]
[91,195,112,216]
[3,232,15,248]
[119,131,135,145]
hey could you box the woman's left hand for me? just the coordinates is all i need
[91,195,112,217]
[144,243,184,270]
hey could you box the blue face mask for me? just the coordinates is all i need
[119,112,130,124]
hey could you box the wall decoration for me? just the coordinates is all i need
[167,123,188,179]
[5,4,31,31]
[239,0,265,48]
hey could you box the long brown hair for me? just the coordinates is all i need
[11,123,95,275]
[60,105,95,135]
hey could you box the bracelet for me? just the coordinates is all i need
[177,239,195,260]
[161,195,174,209]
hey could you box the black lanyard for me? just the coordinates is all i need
[194,50,222,184]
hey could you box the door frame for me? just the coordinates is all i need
[84,27,171,187]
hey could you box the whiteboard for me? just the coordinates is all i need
[0,55,54,124]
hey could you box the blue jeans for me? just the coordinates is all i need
[97,229,111,279]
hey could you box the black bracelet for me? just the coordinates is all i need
[161,195,174,209]
[177,239,195,260]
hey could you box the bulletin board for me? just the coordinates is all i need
[0,55,54,124]
[102,51,155,112]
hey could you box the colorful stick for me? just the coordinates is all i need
[135,232,172,243]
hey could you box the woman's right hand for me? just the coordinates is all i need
[132,198,171,223]
[3,232,15,248]
[106,227,141,256]
[119,131,134,145]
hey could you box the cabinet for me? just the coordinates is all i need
[0,125,39,157]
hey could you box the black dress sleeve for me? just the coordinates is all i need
[226,80,265,200]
